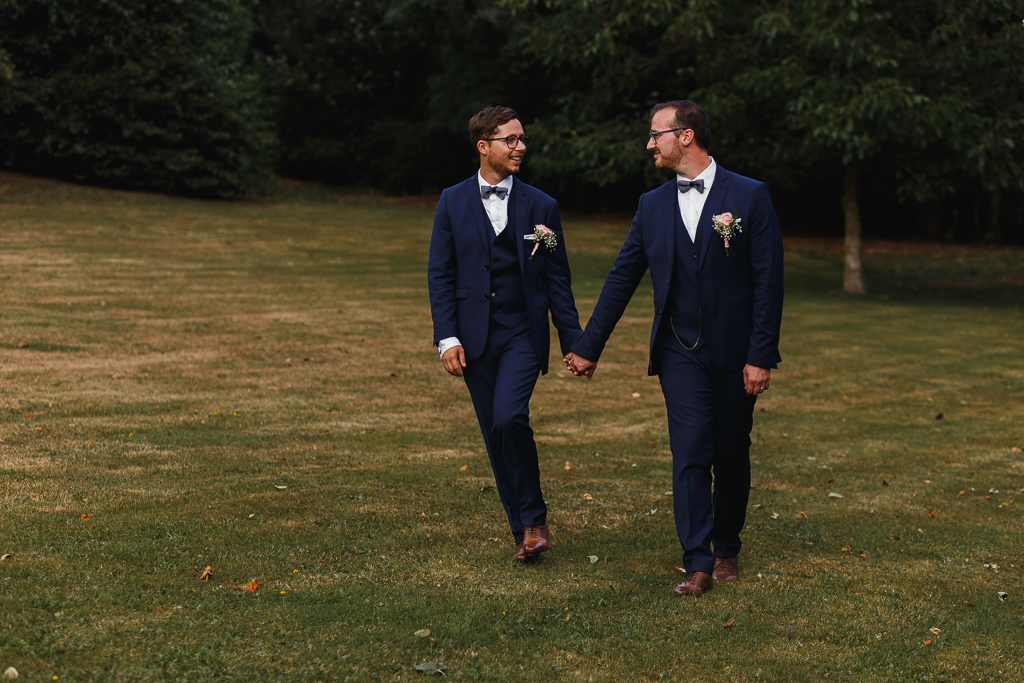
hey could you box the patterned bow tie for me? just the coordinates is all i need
[480,185,509,200]
[677,178,705,194]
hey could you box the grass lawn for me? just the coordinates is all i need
[0,171,1022,682]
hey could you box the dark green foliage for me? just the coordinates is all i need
[248,0,543,193]
[0,0,276,197]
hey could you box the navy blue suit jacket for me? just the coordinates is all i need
[572,166,784,375]
[428,176,582,374]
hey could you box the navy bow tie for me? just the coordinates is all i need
[481,185,509,200]
[677,178,705,194]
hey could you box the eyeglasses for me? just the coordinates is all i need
[649,127,687,143]
[483,135,531,149]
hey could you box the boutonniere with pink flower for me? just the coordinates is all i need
[712,212,743,256]
[524,224,559,260]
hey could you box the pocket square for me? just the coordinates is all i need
[523,235,536,242]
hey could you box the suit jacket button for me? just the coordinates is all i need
[484,265,489,271]
[693,254,698,259]
[484,295,489,300]
[491,292,497,298]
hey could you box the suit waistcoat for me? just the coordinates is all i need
[489,215,528,330]
[665,202,706,350]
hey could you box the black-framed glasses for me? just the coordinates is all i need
[483,135,531,149]
[649,127,687,143]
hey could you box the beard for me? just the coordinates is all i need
[493,152,524,177]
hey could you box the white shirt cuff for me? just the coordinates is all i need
[438,337,462,358]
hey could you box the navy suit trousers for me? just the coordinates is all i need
[655,327,756,574]
[462,323,546,543]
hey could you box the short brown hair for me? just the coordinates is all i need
[650,100,711,151]
[469,106,518,146]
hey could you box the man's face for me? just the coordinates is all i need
[482,119,527,176]
[647,109,684,171]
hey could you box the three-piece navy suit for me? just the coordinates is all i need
[428,175,582,544]
[572,165,784,574]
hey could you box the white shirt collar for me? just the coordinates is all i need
[676,157,716,191]
[478,170,514,194]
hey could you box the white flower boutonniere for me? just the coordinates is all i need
[526,224,559,260]
[712,212,743,256]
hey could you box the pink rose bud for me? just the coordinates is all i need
[724,239,730,248]
[720,212,733,223]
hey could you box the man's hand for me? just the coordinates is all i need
[442,345,467,377]
[564,352,597,380]
[743,364,771,397]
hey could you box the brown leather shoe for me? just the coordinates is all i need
[512,542,537,562]
[713,556,739,581]
[522,524,550,554]
[673,571,713,597]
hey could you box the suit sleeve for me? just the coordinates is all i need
[427,189,459,346]
[571,198,651,362]
[541,200,584,356]
[745,182,784,368]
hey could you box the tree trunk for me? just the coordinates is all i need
[985,188,1002,243]
[841,165,867,294]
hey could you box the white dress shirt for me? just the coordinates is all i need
[438,172,515,357]
[677,157,717,244]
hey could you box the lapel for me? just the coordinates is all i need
[661,180,679,276]
[511,179,529,273]
[464,176,493,254]
[698,168,730,268]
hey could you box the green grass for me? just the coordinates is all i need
[0,171,1022,681]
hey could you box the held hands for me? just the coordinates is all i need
[563,352,597,380]
[743,364,771,397]
[442,346,467,377]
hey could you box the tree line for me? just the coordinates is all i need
[2,0,1022,282]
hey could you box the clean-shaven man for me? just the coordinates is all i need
[566,100,783,596]
[428,106,583,562]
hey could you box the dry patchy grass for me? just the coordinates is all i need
[0,172,1023,681]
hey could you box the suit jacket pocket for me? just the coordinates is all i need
[731,292,753,307]
[455,288,469,299]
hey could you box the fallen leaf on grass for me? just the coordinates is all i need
[923,639,933,646]
[587,556,599,564]
[0,554,10,561]
[582,493,594,501]
[80,514,90,521]
[197,566,213,581]
[771,512,779,520]
[841,545,851,552]
[631,393,641,398]
[882,480,888,486]
[930,627,942,634]
[413,629,432,638]
[965,602,975,607]
[927,509,936,517]
[796,511,807,519]
[247,513,255,519]
[892,535,900,541]
[3,667,18,678]
[958,490,966,496]
[229,581,258,592]
[998,592,1008,602]
[274,485,287,490]
[564,461,572,471]
[828,492,843,499]
[859,553,869,559]
[413,661,447,675]
[722,619,736,629]
[487,538,501,543]
[676,567,686,573]
[837,451,847,457]
[459,465,468,472]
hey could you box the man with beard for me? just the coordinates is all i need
[428,106,583,562]
[565,100,784,596]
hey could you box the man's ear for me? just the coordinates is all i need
[476,139,490,156]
